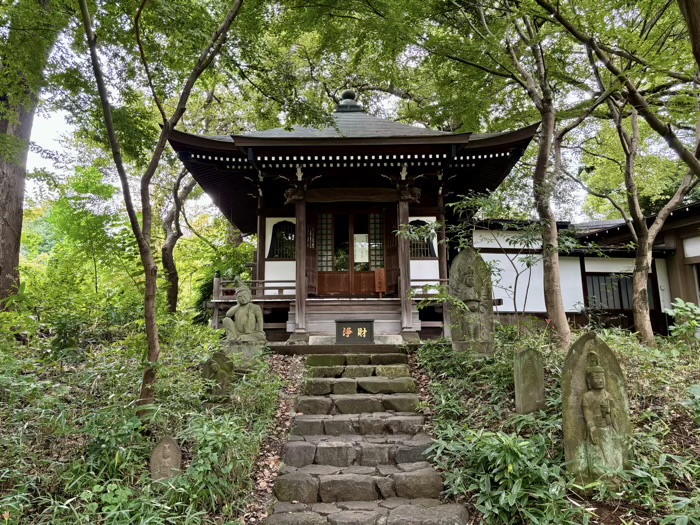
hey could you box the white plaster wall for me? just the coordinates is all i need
[560,257,585,311]
[409,216,439,256]
[654,258,673,311]
[473,230,542,250]
[265,217,296,257]
[264,261,296,295]
[584,258,637,274]
[410,260,440,291]
[683,236,700,258]
[481,253,547,313]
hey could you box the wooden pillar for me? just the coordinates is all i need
[295,198,307,332]
[437,189,451,337]
[256,194,265,295]
[397,199,413,331]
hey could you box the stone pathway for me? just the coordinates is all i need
[265,351,469,525]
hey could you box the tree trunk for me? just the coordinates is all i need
[0,0,64,303]
[678,0,700,71]
[138,259,160,408]
[162,232,181,313]
[632,236,655,344]
[0,111,34,302]
[161,173,197,313]
[534,107,572,349]
[78,0,244,412]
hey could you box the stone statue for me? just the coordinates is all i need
[448,248,494,353]
[582,351,623,475]
[202,278,265,399]
[201,351,237,398]
[563,333,630,485]
[150,436,182,481]
[222,278,266,343]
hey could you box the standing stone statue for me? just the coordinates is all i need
[150,436,182,481]
[448,247,494,353]
[563,333,630,484]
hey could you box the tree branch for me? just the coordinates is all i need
[78,0,146,252]
[134,0,167,123]
[562,168,637,241]
[535,0,700,178]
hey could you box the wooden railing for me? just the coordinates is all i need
[410,278,504,307]
[212,277,296,301]
[409,278,447,298]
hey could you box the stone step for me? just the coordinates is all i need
[291,413,425,436]
[303,377,417,396]
[267,500,468,525]
[273,462,444,504]
[271,344,410,356]
[282,433,432,468]
[296,394,420,415]
[307,364,411,379]
[306,354,408,367]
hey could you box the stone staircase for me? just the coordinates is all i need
[265,351,468,525]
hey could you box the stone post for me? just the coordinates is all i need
[514,348,545,414]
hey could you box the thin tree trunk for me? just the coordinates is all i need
[621,109,656,345]
[162,172,197,313]
[507,25,572,349]
[162,236,180,313]
[534,107,572,348]
[78,0,244,412]
[160,86,216,313]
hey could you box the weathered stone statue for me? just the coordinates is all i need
[201,351,237,398]
[150,436,182,481]
[202,279,265,399]
[222,278,266,343]
[448,247,494,353]
[563,333,630,484]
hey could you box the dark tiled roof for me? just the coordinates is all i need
[168,90,540,234]
[572,220,626,233]
[239,111,450,139]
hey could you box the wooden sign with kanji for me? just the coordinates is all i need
[335,320,374,344]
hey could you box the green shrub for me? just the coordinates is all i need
[664,298,700,350]
[684,385,700,427]
[430,426,586,524]
[0,313,283,524]
[416,330,700,523]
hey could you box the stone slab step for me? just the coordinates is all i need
[304,377,416,396]
[296,394,420,415]
[290,413,425,436]
[273,463,444,503]
[267,499,468,525]
[306,354,408,367]
[307,364,410,379]
[270,344,409,356]
[282,434,432,467]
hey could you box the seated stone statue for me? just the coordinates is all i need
[222,279,266,343]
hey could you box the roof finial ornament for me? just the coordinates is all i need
[336,88,363,113]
